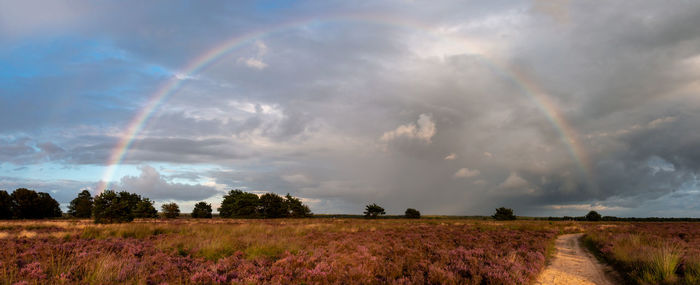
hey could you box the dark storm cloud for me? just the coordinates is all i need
[2,0,700,216]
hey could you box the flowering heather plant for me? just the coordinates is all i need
[0,219,557,284]
[584,223,700,284]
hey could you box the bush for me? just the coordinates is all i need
[93,190,135,223]
[364,203,385,218]
[0,190,11,219]
[405,208,421,219]
[191,202,213,218]
[133,198,158,218]
[585,210,602,221]
[218,190,260,218]
[492,207,516,220]
[68,190,94,218]
[161,203,180,219]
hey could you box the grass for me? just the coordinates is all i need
[584,223,700,284]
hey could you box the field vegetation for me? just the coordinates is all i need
[0,218,565,284]
[584,223,700,284]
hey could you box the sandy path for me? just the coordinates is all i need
[535,233,618,285]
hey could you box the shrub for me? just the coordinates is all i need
[405,208,421,219]
[284,193,312,218]
[68,190,93,218]
[364,203,385,218]
[0,190,11,219]
[492,207,516,220]
[191,202,213,218]
[218,190,260,218]
[93,190,135,223]
[133,198,158,218]
[161,203,180,219]
[585,210,602,221]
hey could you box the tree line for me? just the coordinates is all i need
[0,188,314,223]
[0,188,62,219]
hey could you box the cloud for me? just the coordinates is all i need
[118,165,220,201]
[499,172,529,189]
[3,1,700,217]
[454,168,480,178]
[380,114,436,144]
[282,174,312,185]
[238,40,268,70]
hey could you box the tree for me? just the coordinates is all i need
[161,203,180,219]
[133,198,158,218]
[259,193,287,218]
[68,190,93,218]
[37,192,62,218]
[11,188,41,219]
[492,207,516,220]
[218,189,260,218]
[405,208,421,219]
[364,203,385,218]
[585,210,602,221]
[284,193,312,218]
[93,190,134,223]
[10,188,62,219]
[191,202,213,218]
[0,190,13,219]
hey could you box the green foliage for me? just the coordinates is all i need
[284,193,312,218]
[191,202,213,218]
[0,190,13,219]
[9,188,62,219]
[585,210,602,221]
[133,198,158,218]
[37,192,63,218]
[259,193,287,218]
[218,189,261,218]
[218,190,312,219]
[161,203,180,219]
[492,207,516,220]
[404,208,421,219]
[92,190,135,223]
[364,203,385,218]
[68,190,94,218]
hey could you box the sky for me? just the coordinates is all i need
[1,0,699,217]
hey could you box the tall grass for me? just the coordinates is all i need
[585,223,700,284]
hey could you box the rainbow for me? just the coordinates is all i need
[97,13,593,191]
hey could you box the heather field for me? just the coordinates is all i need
[0,219,564,284]
[584,223,700,284]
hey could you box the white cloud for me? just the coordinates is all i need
[119,165,220,201]
[444,153,457,160]
[174,73,198,80]
[498,172,529,189]
[238,40,268,70]
[239,58,268,70]
[454,168,480,178]
[380,114,436,143]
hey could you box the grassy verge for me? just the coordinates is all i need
[584,225,700,285]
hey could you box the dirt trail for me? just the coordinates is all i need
[535,233,618,285]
